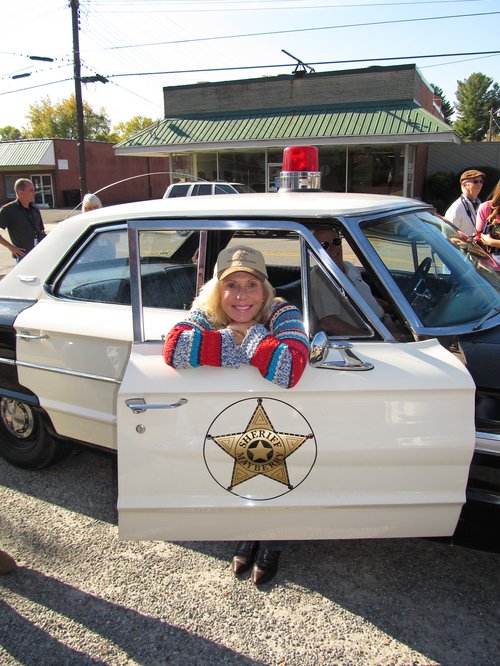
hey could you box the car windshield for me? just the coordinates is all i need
[359,210,500,328]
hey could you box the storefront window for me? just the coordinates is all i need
[318,147,347,192]
[217,151,265,191]
[347,145,404,195]
[168,144,406,196]
[196,153,218,181]
[171,154,195,181]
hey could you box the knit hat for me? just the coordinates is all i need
[460,169,485,183]
[215,245,268,281]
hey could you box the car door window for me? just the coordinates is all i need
[55,228,198,310]
[55,229,129,303]
[192,184,212,196]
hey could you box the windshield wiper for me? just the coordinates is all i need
[473,306,500,331]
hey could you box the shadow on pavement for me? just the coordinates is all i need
[0,568,263,666]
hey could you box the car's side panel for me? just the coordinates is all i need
[0,298,39,399]
[117,338,475,541]
[14,298,133,449]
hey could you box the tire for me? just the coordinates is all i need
[0,397,60,469]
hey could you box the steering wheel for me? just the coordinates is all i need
[405,257,432,297]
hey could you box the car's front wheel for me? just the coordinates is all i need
[0,397,60,469]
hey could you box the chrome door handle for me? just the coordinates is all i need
[16,332,48,341]
[125,397,188,414]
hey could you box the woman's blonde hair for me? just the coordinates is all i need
[192,274,276,328]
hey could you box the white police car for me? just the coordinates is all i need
[0,147,497,542]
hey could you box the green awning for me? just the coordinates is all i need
[0,140,54,167]
[115,100,458,156]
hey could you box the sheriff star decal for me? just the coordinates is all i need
[204,397,317,501]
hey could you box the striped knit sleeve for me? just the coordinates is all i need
[239,299,309,388]
[163,308,240,369]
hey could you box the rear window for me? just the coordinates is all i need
[168,184,190,198]
[191,184,213,196]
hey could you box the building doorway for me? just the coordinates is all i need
[32,174,54,208]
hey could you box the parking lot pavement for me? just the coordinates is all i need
[1,449,500,666]
[0,208,77,279]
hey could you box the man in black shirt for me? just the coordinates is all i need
[0,178,46,261]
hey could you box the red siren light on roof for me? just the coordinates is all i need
[279,145,321,192]
[282,145,319,172]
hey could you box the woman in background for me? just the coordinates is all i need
[476,180,500,260]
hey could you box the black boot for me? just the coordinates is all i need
[251,548,280,586]
[231,541,259,576]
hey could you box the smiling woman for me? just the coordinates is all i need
[162,244,310,585]
[162,245,309,389]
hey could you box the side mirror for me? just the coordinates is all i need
[309,331,374,371]
[310,330,329,367]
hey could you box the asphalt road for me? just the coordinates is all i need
[1,446,499,666]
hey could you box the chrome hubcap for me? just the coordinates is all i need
[0,398,35,439]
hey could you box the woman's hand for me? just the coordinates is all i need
[227,320,257,345]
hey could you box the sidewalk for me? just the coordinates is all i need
[0,208,78,279]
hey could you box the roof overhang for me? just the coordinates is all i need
[0,140,55,168]
[115,100,460,157]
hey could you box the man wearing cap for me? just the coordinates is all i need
[445,169,485,236]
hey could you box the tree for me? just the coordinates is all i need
[0,125,22,141]
[453,73,500,142]
[430,84,454,125]
[112,115,158,142]
[23,95,115,142]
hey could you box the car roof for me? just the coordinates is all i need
[0,190,432,298]
[168,181,243,186]
[72,190,427,228]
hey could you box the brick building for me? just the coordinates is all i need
[115,64,459,200]
[0,138,168,208]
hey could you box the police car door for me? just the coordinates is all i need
[117,221,475,542]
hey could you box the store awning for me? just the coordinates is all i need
[0,140,55,167]
[115,100,459,156]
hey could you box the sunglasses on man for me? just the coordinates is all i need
[465,179,484,185]
[321,238,342,250]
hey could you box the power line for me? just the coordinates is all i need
[92,11,500,51]
[91,0,490,13]
[104,50,500,79]
[3,49,498,95]
[2,49,499,92]
[0,77,73,96]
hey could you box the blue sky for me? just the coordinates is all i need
[1,0,499,131]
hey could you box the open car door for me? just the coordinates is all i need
[117,220,476,542]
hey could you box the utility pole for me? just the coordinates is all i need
[71,0,87,197]
[488,107,494,142]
